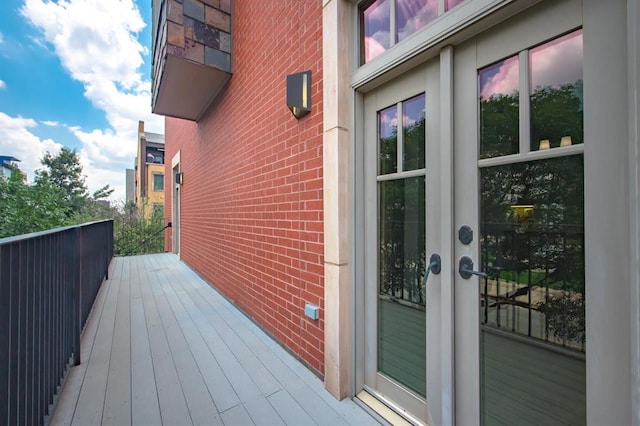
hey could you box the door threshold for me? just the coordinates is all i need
[356,389,428,426]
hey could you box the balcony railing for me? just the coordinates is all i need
[0,220,114,425]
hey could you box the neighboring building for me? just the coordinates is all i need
[125,168,135,204]
[151,1,640,425]
[134,121,165,218]
[0,156,21,178]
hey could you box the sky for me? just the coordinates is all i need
[0,0,164,203]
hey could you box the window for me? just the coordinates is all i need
[377,94,426,396]
[153,173,164,191]
[478,29,585,350]
[360,0,467,63]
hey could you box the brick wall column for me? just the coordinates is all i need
[322,0,352,400]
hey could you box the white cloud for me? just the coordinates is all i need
[480,56,519,99]
[19,0,164,201]
[0,32,4,44]
[41,120,59,126]
[0,80,6,90]
[0,112,62,181]
[531,31,583,90]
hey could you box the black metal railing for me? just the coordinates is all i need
[119,222,170,256]
[0,220,113,425]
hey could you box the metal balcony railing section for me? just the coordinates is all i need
[0,220,114,425]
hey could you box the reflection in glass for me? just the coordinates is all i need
[363,0,391,63]
[479,56,519,159]
[378,176,426,397]
[480,155,585,424]
[379,105,398,175]
[530,30,584,151]
[480,155,584,347]
[445,0,465,10]
[403,94,426,171]
[397,0,438,42]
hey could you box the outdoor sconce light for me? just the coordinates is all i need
[175,172,183,185]
[286,70,311,119]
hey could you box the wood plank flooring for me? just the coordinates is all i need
[50,254,378,426]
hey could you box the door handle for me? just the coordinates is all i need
[421,253,442,287]
[459,256,487,279]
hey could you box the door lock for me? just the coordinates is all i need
[459,256,487,279]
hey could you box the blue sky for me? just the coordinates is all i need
[0,0,164,201]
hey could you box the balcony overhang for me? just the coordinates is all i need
[153,55,231,121]
[151,0,232,122]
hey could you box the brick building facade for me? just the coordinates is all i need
[162,0,325,373]
[152,0,640,424]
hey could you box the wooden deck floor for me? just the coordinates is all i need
[50,253,378,426]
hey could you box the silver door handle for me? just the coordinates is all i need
[459,256,487,279]
[421,253,442,287]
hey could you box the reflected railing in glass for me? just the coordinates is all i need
[480,155,585,352]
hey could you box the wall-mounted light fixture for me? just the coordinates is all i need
[286,70,311,119]
[175,172,184,185]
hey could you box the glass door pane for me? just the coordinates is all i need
[479,156,585,425]
[376,93,427,399]
[477,29,586,425]
[378,175,426,397]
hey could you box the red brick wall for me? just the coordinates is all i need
[164,0,325,374]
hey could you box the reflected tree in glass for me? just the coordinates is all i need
[479,56,519,159]
[379,176,426,306]
[530,30,583,151]
[480,155,585,348]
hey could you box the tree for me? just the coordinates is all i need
[0,171,69,238]
[35,147,114,218]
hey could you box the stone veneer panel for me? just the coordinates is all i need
[168,0,184,25]
[205,47,230,70]
[167,21,185,47]
[164,0,232,72]
[206,6,231,32]
[183,0,205,21]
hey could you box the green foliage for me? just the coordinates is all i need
[480,83,586,346]
[480,92,520,158]
[539,294,585,343]
[531,82,584,149]
[0,172,70,238]
[0,149,167,255]
[36,147,89,215]
[0,148,164,255]
[377,110,428,306]
[113,200,166,256]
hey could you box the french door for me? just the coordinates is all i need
[454,2,586,424]
[362,60,441,425]
[360,1,587,425]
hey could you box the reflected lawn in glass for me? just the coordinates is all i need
[480,155,584,348]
